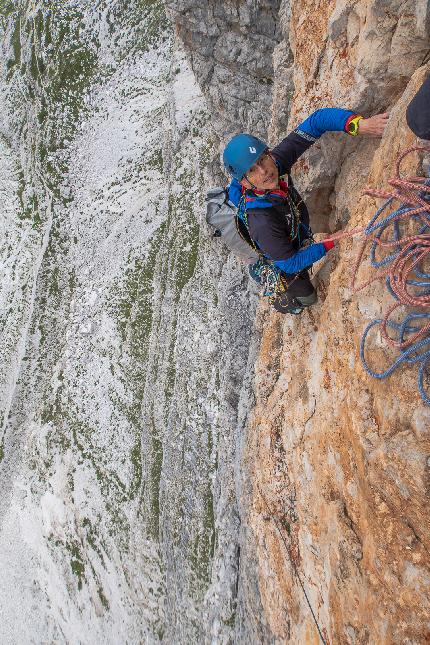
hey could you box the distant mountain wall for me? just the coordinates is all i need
[1,1,429,643]
[0,2,258,643]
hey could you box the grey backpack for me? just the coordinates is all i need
[205,187,260,264]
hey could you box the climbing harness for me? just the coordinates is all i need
[285,175,312,247]
[238,193,287,297]
[324,145,430,404]
[258,487,327,645]
[237,193,313,304]
[238,191,305,313]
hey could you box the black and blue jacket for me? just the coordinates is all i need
[228,108,357,275]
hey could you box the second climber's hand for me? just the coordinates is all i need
[359,113,389,137]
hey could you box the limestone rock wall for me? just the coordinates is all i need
[273,0,430,232]
[170,0,430,643]
[166,0,282,141]
[246,62,430,645]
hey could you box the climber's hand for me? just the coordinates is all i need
[359,113,389,137]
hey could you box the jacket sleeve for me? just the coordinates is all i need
[273,243,327,274]
[406,75,430,139]
[248,210,328,271]
[272,107,356,175]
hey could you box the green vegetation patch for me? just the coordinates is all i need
[108,223,167,516]
[113,222,166,358]
[147,147,163,173]
[144,422,163,541]
[67,541,85,590]
[5,14,21,79]
[106,0,171,59]
[174,222,200,299]
[0,0,15,20]
[6,4,99,225]
[188,479,215,601]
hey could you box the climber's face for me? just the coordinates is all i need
[241,151,279,191]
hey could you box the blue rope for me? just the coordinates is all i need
[360,185,430,405]
[360,318,430,404]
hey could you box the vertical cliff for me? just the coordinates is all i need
[166,0,282,140]
[246,64,430,645]
[169,0,430,643]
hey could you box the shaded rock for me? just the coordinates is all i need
[166,0,282,141]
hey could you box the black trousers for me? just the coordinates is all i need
[407,74,430,139]
[283,269,315,298]
[272,269,317,314]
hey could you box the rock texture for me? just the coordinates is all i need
[2,0,430,643]
[273,0,430,232]
[170,0,430,643]
[166,0,282,140]
[245,62,430,645]
[0,3,258,643]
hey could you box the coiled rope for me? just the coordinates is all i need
[326,145,430,404]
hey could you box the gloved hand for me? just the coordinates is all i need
[322,239,335,251]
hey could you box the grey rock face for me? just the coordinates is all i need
[166,0,283,142]
[0,2,261,643]
[168,0,430,643]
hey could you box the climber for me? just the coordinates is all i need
[223,108,389,314]
[406,73,430,139]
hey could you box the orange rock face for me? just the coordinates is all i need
[246,32,430,645]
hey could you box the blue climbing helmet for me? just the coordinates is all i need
[223,133,268,181]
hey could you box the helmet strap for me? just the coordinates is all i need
[243,174,259,191]
[243,150,279,194]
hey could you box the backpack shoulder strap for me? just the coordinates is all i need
[235,194,262,256]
